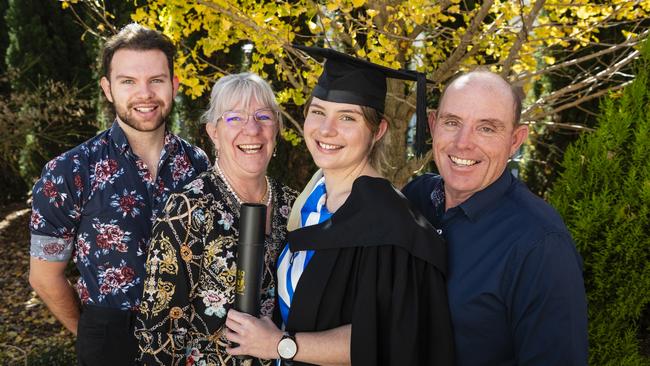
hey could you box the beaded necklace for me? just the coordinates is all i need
[214,158,272,206]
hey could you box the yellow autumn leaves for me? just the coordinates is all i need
[123,0,647,113]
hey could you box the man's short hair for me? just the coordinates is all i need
[101,23,176,79]
[439,68,524,125]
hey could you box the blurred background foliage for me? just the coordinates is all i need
[548,40,650,366]
[0,0,647,364]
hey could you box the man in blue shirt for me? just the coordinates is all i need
[28,24,210,365]
[403,70,588,365]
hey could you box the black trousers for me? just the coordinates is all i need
[76,304,138,366]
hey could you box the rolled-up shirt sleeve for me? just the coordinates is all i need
[30,234,73,262]
[30,154,83,262]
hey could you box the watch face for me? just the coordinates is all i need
[278,337,298,359]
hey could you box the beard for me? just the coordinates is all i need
[113,95,174,133]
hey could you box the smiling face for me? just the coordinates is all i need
[206,98,278,181]
[430,73,528,209]
[100,49,178,133]
[303,97,387,176]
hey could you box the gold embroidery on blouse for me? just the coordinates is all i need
[169,306,183,319]
[180,244,192,262]
[151,280,176,317]
[135,172,296,366]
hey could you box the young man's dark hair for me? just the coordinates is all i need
[101,23,176,79]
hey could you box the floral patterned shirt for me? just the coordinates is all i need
[29,121,211,310]
[134,170,296,366]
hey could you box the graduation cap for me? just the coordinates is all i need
[293,44,430,157]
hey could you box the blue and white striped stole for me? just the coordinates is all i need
[277,177,331,327]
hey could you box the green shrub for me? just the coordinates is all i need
[0,74,96,203]
[548,41,650,365]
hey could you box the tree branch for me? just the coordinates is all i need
[432,0,494,81]
[532,81,630,121]
[515,28,648,83]
[527,45,638,115]
[500,0,546,76]
[527,120,595,132]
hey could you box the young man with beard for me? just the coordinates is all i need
[28,24,210,365]
[403,70,588,365]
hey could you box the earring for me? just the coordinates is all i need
[272,147,277,157]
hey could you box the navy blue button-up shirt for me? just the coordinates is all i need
[403,170,588,366]
[30,121,210,310]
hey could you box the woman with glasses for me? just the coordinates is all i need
[134,72,296,365]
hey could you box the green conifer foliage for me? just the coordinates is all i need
[5,0,93,90]
[549,41,650,365]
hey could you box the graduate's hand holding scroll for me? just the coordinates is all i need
[225,309,283,359]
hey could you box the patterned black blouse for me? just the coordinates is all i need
[135,169,296,365]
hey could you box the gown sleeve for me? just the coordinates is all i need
[135,192,203,366]
[351,245,455,366]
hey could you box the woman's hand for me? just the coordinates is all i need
[225,309,283,359]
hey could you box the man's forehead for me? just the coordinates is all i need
[110,49,170,75]
[440,73,516,121]
[449,73,512,98]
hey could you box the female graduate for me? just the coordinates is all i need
[225,46,454,366]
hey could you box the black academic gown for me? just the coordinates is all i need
[283,176,454,366]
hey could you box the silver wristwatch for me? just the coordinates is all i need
[277,331,298,363]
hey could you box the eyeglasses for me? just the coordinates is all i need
[218,108,279,128]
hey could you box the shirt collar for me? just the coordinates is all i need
[163,129,179,155]
[109,120,130,154]
[457,170,513,221]
[432,169,513,222]
[108,120,178,156]
[429,178,446,220]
